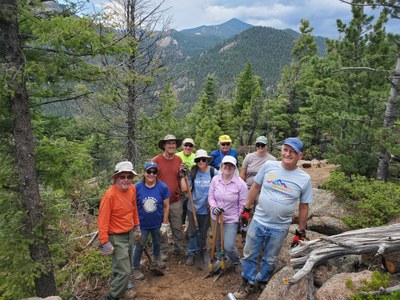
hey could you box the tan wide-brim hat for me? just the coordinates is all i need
[111,161,138,178]
[194,149,213,163]
[158,134,182,150]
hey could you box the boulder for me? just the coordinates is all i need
[259,266,311,300]
[315,270,373,300]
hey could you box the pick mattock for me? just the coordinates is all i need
[184,176,208,269]
[135,235,164,276]
[203,213,219,279]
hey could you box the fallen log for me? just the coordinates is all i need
[289,223,400,284]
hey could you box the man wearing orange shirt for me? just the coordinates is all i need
[98,161,141,300]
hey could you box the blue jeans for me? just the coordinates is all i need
[187,213,210,256]
[241,219,289,285]
[132,227,161,268]
[212,219,240,264]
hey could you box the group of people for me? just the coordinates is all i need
[97,134,313,300]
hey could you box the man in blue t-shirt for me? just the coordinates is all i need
[232,137,313,299]
[209,135,238,170]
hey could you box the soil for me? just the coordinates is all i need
[89,161,337,300]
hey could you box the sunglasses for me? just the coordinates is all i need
[256,143,266,148]
[220,143,230,147]
[195,158,208,163]
[118,175,134,180]
[183,143,194,148]
[146,169,158,175]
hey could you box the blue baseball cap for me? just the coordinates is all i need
[144,162,158,171]
[283,137,304,154]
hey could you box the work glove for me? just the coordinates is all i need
[291,229,306,248]
[179,164,189,178]
[160,223,170,236]
[212,207,224,215]
[133,226,141,241]
[240,207,251,227]
[100,241,114,256]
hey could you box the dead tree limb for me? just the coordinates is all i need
[289,223,400,284]
[359,284,400,296]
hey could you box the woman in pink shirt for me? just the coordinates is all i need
[208,155,247,267]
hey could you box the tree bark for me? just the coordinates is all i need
[1,0,56,296]
[377,55,400,181]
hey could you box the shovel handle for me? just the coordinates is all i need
[210,214,219,261]
[220,213,225,269]
[185,176,199,231]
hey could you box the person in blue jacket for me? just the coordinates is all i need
[209,135,239,170]
[132,162,170,281]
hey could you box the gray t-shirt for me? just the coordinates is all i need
[253,160,313,229]
[242,152,276,189]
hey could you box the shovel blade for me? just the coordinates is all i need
[194,249,209,271]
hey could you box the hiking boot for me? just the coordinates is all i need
[104,295,117,300]
[131,268,145,281]
[153,256,166,269]
[186,255,194,266]
[254,280,267,291]
[120,288,137,299]
[161,250,168,261]
[233,280,254,299]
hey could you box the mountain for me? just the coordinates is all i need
[180,18,253,39]
[160,18,254,59]
[158,19,328,114]
[167,26,296,113]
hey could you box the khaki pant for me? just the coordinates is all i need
[161,200,184,253]
[109,230,133,298]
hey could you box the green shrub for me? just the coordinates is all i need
[350,271,400,300]
[322,172,400,229]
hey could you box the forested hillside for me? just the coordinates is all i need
[1,0,400,299]
[169,26,295,113]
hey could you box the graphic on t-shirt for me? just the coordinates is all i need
[142,197,157,213]
[265,174,293,197]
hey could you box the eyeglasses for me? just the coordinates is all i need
[146,169,158,175]
[118,175,133,180]
[220,143,230,147]
[256,143,266,148]
[195,158,208,163]
[183,143,194,148]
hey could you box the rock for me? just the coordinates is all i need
[307,216,350,235]
[259,266,311,300]
[293,189,351,235]
[315,270,373,300]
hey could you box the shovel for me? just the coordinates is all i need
[203,214,220,279]
[136,236,164,276]
[184,176,208,269]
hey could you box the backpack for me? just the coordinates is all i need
[190,165,215,192]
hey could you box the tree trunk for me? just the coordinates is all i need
[1,0,56,296]
[377,55,400,181]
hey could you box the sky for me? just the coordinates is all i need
[75,0,400,39]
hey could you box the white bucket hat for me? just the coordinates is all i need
[112,161,138,178]
[221,155,237,167]
[194,149,213,163]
